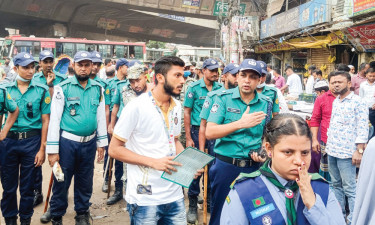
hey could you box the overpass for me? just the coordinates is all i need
[0,0,261,46]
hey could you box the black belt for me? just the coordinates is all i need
[7,130,41,140]
[216,154,257,168]
[191,125,200,129]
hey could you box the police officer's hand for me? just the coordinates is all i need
[296,161,316,210]
[150,156,182,175]
[0,132,6,141]
[48,154,60,167]
[312,138,320,153]
[34,150,45,167]
[237,106,266,129]
[186,138,195,148]
[250,152,266,163]
[108,124,113,136]
[97,147,104,163]
[46,71,56,86]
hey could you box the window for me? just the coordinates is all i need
[86,44,96,52]
[134,46,143,60]
[62,43,75,57]
[13,41,41,57]
[76,43,85,52]
[99,45,112,59]
[114,45,128,58]
[0,39,12,59]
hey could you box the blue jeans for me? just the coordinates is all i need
[328,155,356,224]
[127,198,186,225]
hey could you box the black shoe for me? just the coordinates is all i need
[51,217,63,225]
[74,212,92,225]
[187,196,198,224]
[106,190,123,205]
[40,208,52,223]
[5,216,17,225]
[20,218,31,225]
[102,181,108,193]
[33,190,43,207]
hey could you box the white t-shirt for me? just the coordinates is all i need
[305,75,315,94]
[113,92,183,206]
[99,67,107,80]
[286,73,303,97]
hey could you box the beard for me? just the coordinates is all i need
[134,85,147,95]
[75,72,90,82]
[335,86,349,95]
[228,80,237,89]
[163,77,181,98]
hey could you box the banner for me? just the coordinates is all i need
[213,1,246,16]
[353,0,375,16]
[347,23,375,52]
[182,0,201,9]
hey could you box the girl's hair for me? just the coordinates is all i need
[264,113,312,147]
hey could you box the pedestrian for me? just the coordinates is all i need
[1,58,16,82]
[266,64,274,79]
[205,59,272,225]
[326,71,368,224]
[184,58,222,224]
[313,69,324,83]
[46,51,107,225]
[348,65,355,76]
[359,67,375,137]
[221,114,346,225]
[351,63,369,95]
[99,59,112,80]
[256,61,279,116]
[305,65,316,94]
[109,56,202,224]
[272,67,285,91]
[280,66,303,98]
[1,52,51,225]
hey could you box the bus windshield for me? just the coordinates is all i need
[13,40,41,57]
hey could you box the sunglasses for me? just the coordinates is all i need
[27,102,33,118]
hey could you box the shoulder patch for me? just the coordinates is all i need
[105,89,110,95]
[45,96,51,104]
[7,93,12,100]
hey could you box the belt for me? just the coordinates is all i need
[216,154,257,168]
[61,131,96,143]
[7,130,41,140]
[191,125,200,129]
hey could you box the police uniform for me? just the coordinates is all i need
[46,51,108,221]
[206,59,273,225]
[257,61,279,114]
[90,51,111,107]
[183,58,222,201]
[1,52,51,224]
[221,162,346,225]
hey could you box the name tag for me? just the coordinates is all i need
[199,96,206,100]
[67,97,80,101]
[227,107,241,114]
[250,203,275,219]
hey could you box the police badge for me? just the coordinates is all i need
[211,104,219,113]
[203,100,210,109]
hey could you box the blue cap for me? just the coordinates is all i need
[223,63,240,75]
[13,52,37,66]
[184,71,191,77]
[203,58,219,70]
[74,51,92,62]
[116,58,129,70]
[239,59,261,77]
[39,50,54,61]
[128,60,142,68]
[90,51,102,63]
[257,61,267,75]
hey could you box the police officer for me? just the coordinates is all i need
[0,85,19,141]
[205,59,273,225]
[256,61,279,116]
[221,114,345,224]
[184,58,222,224]
[1,52,51,225]
[46,51,107,225]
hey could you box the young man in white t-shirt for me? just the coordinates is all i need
[109,56,202,224]
[280,66,303,97]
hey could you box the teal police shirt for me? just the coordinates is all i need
[207,87,272,158]
[112,79,129,117]
[184,78,222,126]
[258,85,279,113]
[199,86,227,121]
[33,70,66,86]
[0,86,17,115]
[5,79,51,132]
[93,76,110,106]
[107,76,120,111]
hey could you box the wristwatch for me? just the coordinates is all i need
[358,149,364,154]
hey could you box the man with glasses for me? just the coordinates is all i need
[1,52,51,225]
[183,58,222,224]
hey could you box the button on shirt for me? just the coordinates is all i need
[286,73,303,97]
[0,86,17,115]
[33,71,66,86]
[207,87,271,158]
[351,74,367,95]
[359,81,375,108]
[46,76,108,154]
[310,91,336,144]
[5,80,51,132]
[184,79,222,126]
[326,92,368,159]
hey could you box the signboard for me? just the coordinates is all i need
[41,42,55,48]
[182,0,201,9]
[353,0,375,16]
[213,1,246,16]
[232,16,259,40]
[260,0,330,39]
[347,23,375,52]
[97,18,119,30]
[158,14,185,22]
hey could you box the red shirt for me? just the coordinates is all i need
[274,75,285,89]
[351,74,367,95]
[310,90,336,143]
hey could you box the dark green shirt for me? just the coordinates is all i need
[33,70,66,86]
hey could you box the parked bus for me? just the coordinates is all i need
[175,46,221,63]
[145,48,173,63]
[0,36,146,63]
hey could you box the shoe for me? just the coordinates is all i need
[40,208,52,223]
[5,216,17,225]
[33,190,43,207]
[186,196,198,224]
[75,212,92,225]
[20,218,31,225]
[102,181,108,193]
[106,189,123,205]
[51,217,63,225]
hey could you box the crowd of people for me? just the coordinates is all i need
[0,49,374,225]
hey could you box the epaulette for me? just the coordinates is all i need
[189,80,200,88]
[309,173,328,183]
[90,79,102,87]
[259,93,272,103]
[116,79,128,86]
[33,72,43,78]
[264,85,277,93]
[216,89,232,97]
[55,71,67,80]
[33,82,49,91]
[208,88,225,97]
[58,78,72,87]
[230,170,261,189]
